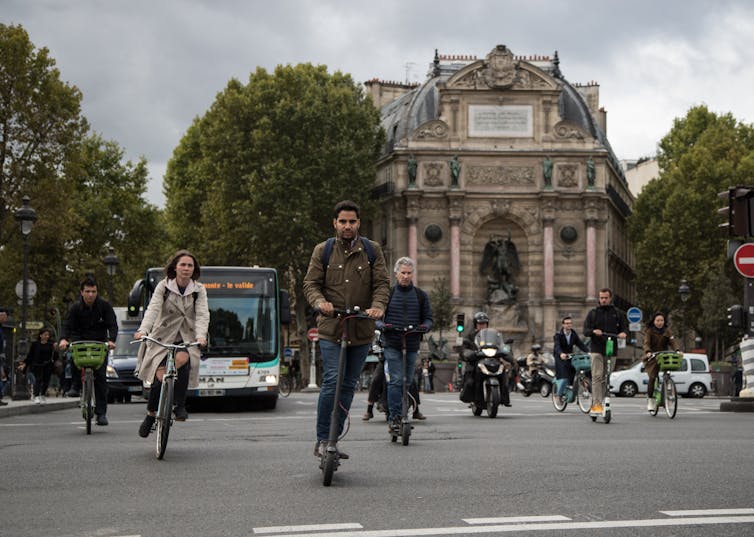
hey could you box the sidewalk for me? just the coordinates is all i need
[0,396,79,418]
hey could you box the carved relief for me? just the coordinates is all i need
[512,69,551,90]
[557,164,579,188]
[412,120,449,140]
[483,45,517,89]
[467,166,535,185]
[421,198,447,211]
[423,162,445,187]
[553,121,586,140]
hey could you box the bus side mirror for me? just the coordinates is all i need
[127,280,144,317]
[279,290,291,325]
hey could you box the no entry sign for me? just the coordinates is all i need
[734,243,754,278]
[307,328,319,341]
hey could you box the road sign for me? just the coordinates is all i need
[15,279,37,299]
[307,328,319,341]
[627,306,642,324]
[734,243,754,278]
[629,322,642,332]
[25,321,44,330]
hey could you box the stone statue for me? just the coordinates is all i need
[480,232,520,303]
[586,156,595,187]
[407,154,417,187]
[542,156,553,187]
[449,155,460,187]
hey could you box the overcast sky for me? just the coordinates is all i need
[5,0,754,206]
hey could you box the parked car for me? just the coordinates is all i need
[106,323,142,403]
[609,352,712,398]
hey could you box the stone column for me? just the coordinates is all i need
[404,190,422,284]
[447,191,464,298]
[585,218,597,301]
[407,217,418,282]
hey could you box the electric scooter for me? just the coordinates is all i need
[590,332,623,424]
[381,324,428,445]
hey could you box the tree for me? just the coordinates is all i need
[628,105,754,357]
[163,63,385,351]
[428,277,454,344]
[0,24,88,248]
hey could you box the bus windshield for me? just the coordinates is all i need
[208,295,277,361]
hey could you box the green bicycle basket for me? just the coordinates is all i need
[571,353,591,372]
[655,351,682,371]
[69,341,108,369]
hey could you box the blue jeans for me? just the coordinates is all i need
[316,339,369,441]
[383,346,418,421]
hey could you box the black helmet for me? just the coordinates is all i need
[531,344,541,352]
[473,311,489,327]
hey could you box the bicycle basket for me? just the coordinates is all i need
[571,353,591,372]
[69,341,108,369]
[655,351,682,371]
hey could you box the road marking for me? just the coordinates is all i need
[464,515,571,524]
[661,508,754,516]
[263,514,754,537]
[254,523,363,534]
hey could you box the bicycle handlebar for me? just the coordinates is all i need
[380,323,429,334]
[315,306,373,320]
[130,336,202,351]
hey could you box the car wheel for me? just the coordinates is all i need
[688,382,706,398]
[619,381,638,398]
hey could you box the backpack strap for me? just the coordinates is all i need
[321,236,376,275]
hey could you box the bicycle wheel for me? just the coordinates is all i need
[663,376,678,419]
[155,377,174,460]
[576,376,592,414]
[84,370,94,435]
[322,451,337,486]
[552,380,568,412]
[279,375,291,398]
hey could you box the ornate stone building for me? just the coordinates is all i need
[365,45,635,354]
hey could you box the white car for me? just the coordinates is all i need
[609,353,712,398]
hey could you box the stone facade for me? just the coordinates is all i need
[365,45,634,356]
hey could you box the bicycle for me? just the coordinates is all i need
[590,332,623,424]
[318,307,372,487]
[648,351,681,419]
[68,341,109,435]
[381,323,428,446]
[552,352,592,414]
[279,364,292,398]
[131,336,200,460]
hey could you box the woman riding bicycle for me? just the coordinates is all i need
[135,250,209,437]
[642,312,681,412]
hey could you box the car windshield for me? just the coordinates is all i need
[113,330,137,358]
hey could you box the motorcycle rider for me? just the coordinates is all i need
[526,344,545,375]
[461,311,511,407]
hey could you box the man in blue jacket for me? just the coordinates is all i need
[380,257,433,433]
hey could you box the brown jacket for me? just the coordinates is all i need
[303,236,390,345]
[642,325,681,357]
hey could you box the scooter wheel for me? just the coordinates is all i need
[322,452,337,486]
[590,415,598,422]
[603,410,611,424]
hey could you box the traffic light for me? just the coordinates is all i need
[718,186,754,237]
[727,304,746,329]
[456,313,465,333]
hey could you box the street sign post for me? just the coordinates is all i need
[734,243,754,278]
[627,306,642,332]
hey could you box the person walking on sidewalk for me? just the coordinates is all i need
[59,276,118,426]
[19,328,58,404]
[0,309,8,406]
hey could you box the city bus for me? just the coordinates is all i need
[127,266,290,409]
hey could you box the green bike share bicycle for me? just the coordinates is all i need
[68,341,109,435]
[647,351,681,419]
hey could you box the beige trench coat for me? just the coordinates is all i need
[135,278,210,389]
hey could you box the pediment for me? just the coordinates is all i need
[446,45,559,91]
[409,119,450,140]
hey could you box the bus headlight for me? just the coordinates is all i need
[264,374,277,384]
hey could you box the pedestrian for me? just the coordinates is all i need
[135,250,209,436]
[0,309,8,405]
[418,357,435,393]
[552,316,589,399]
[19,328,58,404]
[304,200,390,459]
[642,312,681,412]
[583,288,628,414]
[59,276,118,426]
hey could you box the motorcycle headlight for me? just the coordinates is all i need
[482,347,497,357]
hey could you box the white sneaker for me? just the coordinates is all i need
[647,398,657,411]
[33,396,41,404]
[40,396,47,404]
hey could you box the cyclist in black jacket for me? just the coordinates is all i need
[59,276,118,426]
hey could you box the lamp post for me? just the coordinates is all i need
[678,279,691,351]
[14,196,36,400]
[103,247,119,302]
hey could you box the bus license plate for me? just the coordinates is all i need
[199,389,226,397]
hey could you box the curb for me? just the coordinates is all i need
[719,397,754,412]
[0,400,79,419]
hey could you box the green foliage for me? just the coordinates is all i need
[163,62,385,334]
[428,277,454,341]
[629,105,754,350]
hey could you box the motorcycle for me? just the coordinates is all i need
[459,328,513,418]
[517,356,555,397]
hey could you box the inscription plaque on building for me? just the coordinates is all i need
[468,105,533,138]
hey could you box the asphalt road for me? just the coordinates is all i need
[1,391,753,537]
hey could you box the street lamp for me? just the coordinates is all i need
[103,247,119,302]
[678,279,691,351]
[14,196,36,400]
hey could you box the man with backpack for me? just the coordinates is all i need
[304,200,390,459]
[59,276,118,426]
[380,257,433,433]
